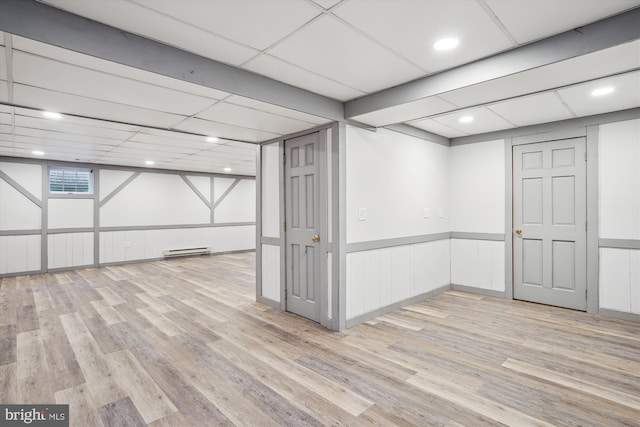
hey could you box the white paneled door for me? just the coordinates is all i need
[285,132,321,322]
[513,138,587,310]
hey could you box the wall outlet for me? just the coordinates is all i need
[358,208,367,221]
[125,241,131,249]
[423,208,430,218]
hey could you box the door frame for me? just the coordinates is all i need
[506,126,600,314]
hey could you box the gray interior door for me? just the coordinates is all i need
[285,132,321,322]
[513,138,587,310]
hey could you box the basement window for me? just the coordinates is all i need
[49,166,94,194]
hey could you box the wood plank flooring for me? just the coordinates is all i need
[1,252,639,426]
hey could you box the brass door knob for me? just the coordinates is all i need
[311,234,320,243]
[515,228,522,235]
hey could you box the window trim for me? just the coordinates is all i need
[48,165,95,195]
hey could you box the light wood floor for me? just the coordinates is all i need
[1,252,639,426]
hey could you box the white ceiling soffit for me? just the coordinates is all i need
[408,71,640,138]
[0,106,257,175]
[0,0,343,121]
[346,6,640,122]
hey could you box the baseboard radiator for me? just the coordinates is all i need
[163,247,212,258]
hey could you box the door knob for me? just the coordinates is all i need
[515,228,522,235]
[311,234,320,243]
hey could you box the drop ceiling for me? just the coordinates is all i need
[0,0,639,175]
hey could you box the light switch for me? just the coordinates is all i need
[437,208,444,218]
[423,208,430,218]
[358,208,367,221]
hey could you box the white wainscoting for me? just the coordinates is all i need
[346,239,450,320]
[451,239,505,292]
[99,225,255,264]
[48,232,94,269]
[0,235,41,274]
[599,247,640,314]
[261,244,280,302]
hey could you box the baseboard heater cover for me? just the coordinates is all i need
[163,247,212,258]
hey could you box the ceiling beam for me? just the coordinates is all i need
[344,7,640,119]
[0,0,344,121]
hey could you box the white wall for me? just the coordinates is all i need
[345,126,451,320]
[261,142,280,238]
[346,126,449,243]
[0,157,256,275]
[261,244,280,302]
[449,140,505,233]
[449,139,506,292]
[598,119,640,314]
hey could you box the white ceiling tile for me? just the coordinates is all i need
[225,95,330,125]
[487,92,574,127]
[0,47,6,80]
[13,84,186,129]
[14,107,143,132]
[439,41,640,109]
[3,137,112,156]
[196,102,317,135]
[333,0,513,73]
[486,0,640,44]
[0,81,7,103]
[134,0,321,51]
[130,132,210,150]
[13,115,136,141]
[12,36,231,100]
[173,118,280,143]
[242,54,365,101]
[12,127,124,147]
[556,71,640,117]
[267,15,424,93]
[312,0,342,9]
[41,0,259,65]
[353,96,458,127]
[408,118,468,138]
[116,141,201,155]
[432,106,516,135]
[13,52,216,116]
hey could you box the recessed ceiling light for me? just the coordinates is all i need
[434,37,459,51]
[145,160,155,165]
[42,111,63,120]
[223,167,232,172]
[32,150,45,156]
[458,115,474,123]
[591,86,615,97]
[206,136,220,143]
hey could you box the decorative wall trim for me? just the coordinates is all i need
[212,178,240,209]
[346,232,451,253]
[0,229,41,236]
[48,194,94,199]
[586,125,600,314]
[48,227,94,235]
[0,168,42,207]
[450,232,505,241]
[598,308,640,323]
[261,236,280,246]
[512,127,586,146]
[99,172,141,207]
[180,175,211,209]
[345,284,451,328]
[599,239,640,249]
[260,123,333,146]
[99,223,255,232]
[450,284,506,298]
[98,249,255,268]
[0,269,42,279]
